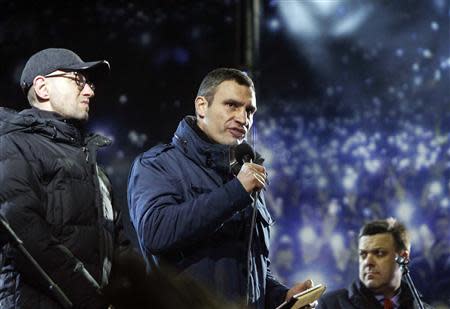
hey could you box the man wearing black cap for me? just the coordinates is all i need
[0,48,124,308]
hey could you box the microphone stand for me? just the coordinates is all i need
[0,215,73,308]
[233,144,260,307]
[395,256,425,309]
[246,191,259,306]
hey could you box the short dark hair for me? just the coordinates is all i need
[196,68,255,105]
[359,218,410,252]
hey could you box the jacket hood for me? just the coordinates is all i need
[0,107,39,135]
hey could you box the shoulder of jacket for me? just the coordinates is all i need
[0,131,32,157]
[142,143,175,159]
[320,288,350,301]
[0,128,23,140]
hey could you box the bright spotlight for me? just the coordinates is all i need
[278,1,319,38]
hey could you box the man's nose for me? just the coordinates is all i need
[235,108,249,125]
[83,84,95,97]
[364,254,375,266]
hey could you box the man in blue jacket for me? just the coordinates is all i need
[128,68,313,308]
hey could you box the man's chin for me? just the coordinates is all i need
[230,139,244,146]
[232,136,247,145]
[69,115,89,123]
[221,137,241,145]
[77,111,89,121]
[215,134,244,145]
[363,278,382,290]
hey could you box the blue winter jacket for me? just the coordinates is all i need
[127,116,288,308]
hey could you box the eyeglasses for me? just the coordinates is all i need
[44,72,95,91]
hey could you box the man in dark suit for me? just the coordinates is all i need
[317,218,432,309]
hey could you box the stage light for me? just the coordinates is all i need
[128,130,148,148]
[429,181,443,197]
[342,167,357,191]
[118,94,128,105]
[396,201,414,223]
[422,49,433,59]
[140,32,151,46]
[299,226,317,244]
[398,158,411,169]
[364,159,380,174]
[267,18,281,32]
[330,233,344,252]
[411,224,435,250]
[434,70,441,81]
[440,57,450,69]
[328,200,339,215]
[278,1,319,38]
[277,0,372,39]
[331,6,372,37]
[396,49,404,57]
[317,176,328,188]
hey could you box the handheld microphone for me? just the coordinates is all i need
[231,143,256,176]
[395,255,409,266]
[235,143,255,164]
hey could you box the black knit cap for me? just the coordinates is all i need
[20,48,110,93]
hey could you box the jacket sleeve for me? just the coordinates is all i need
[316,298,329,309]
[265,263,289,308]
[127,153,253,256]
[0,137,105,308]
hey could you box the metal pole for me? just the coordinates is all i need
[0,215,73,308]
[235,0,261,76]
[396,256,425,309]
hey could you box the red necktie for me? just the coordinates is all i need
[384,298,394,309]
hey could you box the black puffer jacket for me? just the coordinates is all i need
[0,107,117,309]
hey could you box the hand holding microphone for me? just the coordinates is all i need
[237,163,267,193]
[233,143,267,193]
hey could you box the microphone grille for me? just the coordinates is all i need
[234,143,255,164]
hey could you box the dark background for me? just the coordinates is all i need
[1,0,449,306]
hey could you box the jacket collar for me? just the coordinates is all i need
[173,116,275,226]
[349,280,418,309]
[172,116,232,176]
[0,107,110,148]
[349,280,382,308]
[17,107,85,144]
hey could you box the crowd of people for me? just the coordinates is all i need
[255,83,450,305]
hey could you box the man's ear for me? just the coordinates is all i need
[195,96,208,119]
[33,76,50,100]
